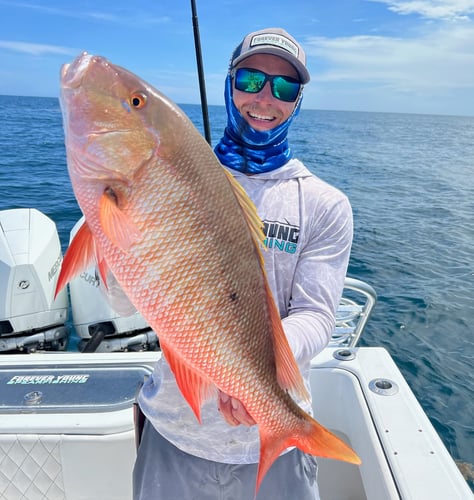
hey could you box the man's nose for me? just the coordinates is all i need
[255,81,273,101]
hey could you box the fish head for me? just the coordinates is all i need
[60,52,188,201]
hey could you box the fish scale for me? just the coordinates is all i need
[56,52,360,495]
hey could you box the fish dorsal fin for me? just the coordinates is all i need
[99,191,141,253]
[265,279,309,402]
[55,220,97,298]
[160,340,216,423]
[223,169,308,402]
[223,169,266,260]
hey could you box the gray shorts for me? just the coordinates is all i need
[133,419,320,500]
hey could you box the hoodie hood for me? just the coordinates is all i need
[224,157,313,181]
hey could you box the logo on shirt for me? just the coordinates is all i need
[263,220,299,254]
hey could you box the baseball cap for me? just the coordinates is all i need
[230,28,310,84]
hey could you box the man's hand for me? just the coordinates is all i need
[218,391,256,426]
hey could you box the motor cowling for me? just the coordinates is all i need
[68,217,157,352]
[0,209,69,352]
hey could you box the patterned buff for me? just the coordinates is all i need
[214,75,302,174]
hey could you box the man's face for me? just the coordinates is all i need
[232,54,299,132]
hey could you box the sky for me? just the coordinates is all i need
[1,0,474,116]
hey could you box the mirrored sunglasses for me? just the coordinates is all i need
[232,68,301,103]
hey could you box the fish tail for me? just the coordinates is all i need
[256,412,360,494]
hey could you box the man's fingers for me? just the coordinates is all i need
[218,391,240,426]
[218,391,256,426]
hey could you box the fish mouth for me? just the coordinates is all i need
[61,52,91,88]
[61,52,110,89]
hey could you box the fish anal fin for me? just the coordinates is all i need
[55,221,96,298]
[99,191,141,253]
[160,341,215,423]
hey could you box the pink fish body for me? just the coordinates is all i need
[56,53,360,493]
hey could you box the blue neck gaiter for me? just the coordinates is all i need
[214,75,302,174]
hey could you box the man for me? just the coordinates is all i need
[134,27,353,500]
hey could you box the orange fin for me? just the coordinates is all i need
[98,269,137,317]
[55,221,96,298]
[160,340,215,423]
[97,257,110,288]
[256,411,361,494]
[223,170,305,400]
[266,279,309,402]
[99,191,141,253]
[223,169,266,260]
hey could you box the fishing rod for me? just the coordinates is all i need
[190,0,212,145]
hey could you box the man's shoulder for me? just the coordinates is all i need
[291,159,349,202]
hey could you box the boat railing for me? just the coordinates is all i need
[330,277,377,348]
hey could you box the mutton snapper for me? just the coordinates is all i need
[56,53,360,493]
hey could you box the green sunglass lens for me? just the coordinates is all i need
[272,76,300,102]
[235,70,265,93]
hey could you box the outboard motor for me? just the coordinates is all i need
[0,208,69,352]
[68,218,157,352]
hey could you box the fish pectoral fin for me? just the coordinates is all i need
[99,191,141,253]
[99,270,137,317]
[55,220,97,298]
[97,257,110,288]
[160,341,215,423]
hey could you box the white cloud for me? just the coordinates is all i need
[366,0,474,21]
[303,21,474,114]
[305,24,474,92]
[0,40,77,56]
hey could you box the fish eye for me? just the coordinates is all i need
[130,92,147,109]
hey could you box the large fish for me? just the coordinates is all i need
[56,53,360,492]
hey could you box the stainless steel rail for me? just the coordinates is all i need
[331,277,377,347]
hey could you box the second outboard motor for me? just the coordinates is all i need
[68,218,158,352]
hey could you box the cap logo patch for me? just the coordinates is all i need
[250,33,299,57]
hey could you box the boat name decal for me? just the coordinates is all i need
[6,374,90,385]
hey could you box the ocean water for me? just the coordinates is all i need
[1,95,473,489]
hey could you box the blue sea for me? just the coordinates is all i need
[1,95,473,489]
